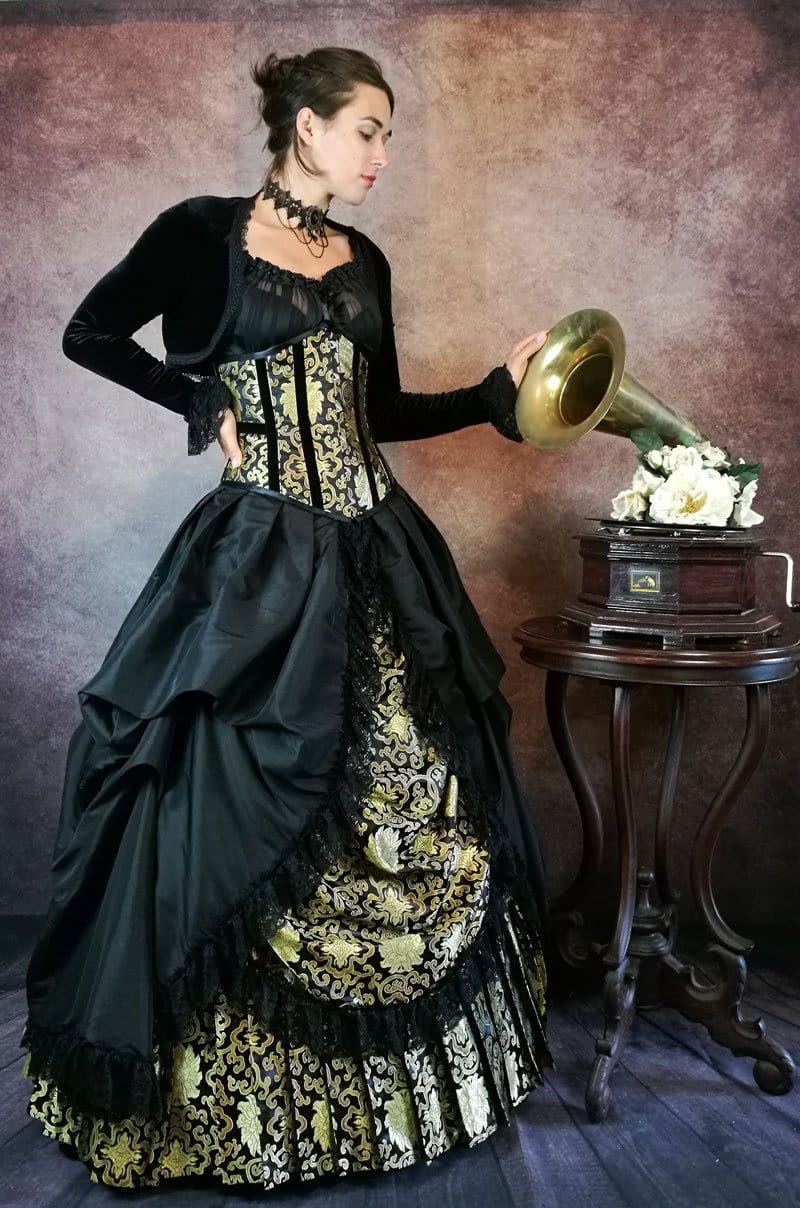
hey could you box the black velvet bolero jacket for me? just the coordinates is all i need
[61,190,524,456]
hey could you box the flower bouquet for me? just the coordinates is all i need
[610,428,763,528]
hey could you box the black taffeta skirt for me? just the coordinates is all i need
[21,478,552,1189]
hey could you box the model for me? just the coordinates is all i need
[21,45,552,1190]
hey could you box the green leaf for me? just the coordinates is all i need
[726,461,762,487]
[629,426,664,454]
[678,431,698,447]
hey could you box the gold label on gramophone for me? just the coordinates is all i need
[628,567,662,594]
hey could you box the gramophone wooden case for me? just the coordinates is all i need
[559,521,781,648]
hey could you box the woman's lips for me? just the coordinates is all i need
[362,175,375,186]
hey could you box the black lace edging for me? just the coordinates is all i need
[20,1022,162,1123]
[238,877,549,1066]
[483,364,524,443]
[20,512,546,1123]
[184,375,233,456]
[239,198,364,290]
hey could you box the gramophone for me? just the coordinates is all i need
[515,309,798,648]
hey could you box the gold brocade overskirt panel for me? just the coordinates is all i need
[25,610,548,1190]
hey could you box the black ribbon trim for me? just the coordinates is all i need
[352,346,380,506]
[292,343,324,508]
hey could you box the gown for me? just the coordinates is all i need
[20,224,552,1190]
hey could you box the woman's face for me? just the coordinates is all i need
[298,81,392,205]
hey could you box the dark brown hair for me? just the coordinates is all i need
[250,46,394,178]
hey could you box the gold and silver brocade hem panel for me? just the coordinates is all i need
[217,328,394,518]
[24,907,547,1191]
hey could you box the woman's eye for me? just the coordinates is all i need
[360,131,374,141]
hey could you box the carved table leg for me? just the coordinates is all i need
[631,685,687,1008]
[659,683,795,1094]
[544,670,605,968]
[655,686,686,916]
[587,684,640,1122]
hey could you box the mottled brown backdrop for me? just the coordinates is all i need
[2,1,798,929]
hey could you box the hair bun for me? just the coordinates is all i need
[273,53,304,81]
[252,51,303,96]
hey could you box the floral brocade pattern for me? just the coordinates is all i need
[217,327,394,517]
[26,928,545,1191]
[260,617,491,1007]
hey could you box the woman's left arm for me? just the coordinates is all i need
[365,249,545,443]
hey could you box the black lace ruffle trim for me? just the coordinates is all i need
[483,364,524,443]
[239,883,549,1067]
[21,1023,162,1123]
[239,197,364,290]
[20,513,547,1123]
[184,375,233,456]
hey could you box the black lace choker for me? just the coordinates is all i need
[261,175,331,256]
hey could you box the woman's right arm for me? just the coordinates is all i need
[62,201,232,455]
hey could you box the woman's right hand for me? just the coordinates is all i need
[217,408,244,468]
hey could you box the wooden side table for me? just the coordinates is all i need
[513,615,799,1122]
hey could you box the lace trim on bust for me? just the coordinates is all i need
[240,199,364,290]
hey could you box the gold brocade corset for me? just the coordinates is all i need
[217,327,395,517]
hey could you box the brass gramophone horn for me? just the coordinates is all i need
[515,308,707,450]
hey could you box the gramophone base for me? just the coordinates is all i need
[558,602,782,650]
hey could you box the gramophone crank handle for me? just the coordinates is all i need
[760,552,800,611]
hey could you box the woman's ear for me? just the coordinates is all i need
[295,105,316,145]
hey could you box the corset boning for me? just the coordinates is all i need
[216,326,395,518]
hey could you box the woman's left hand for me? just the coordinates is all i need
[504,329,549,389]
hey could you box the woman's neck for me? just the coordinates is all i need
[260,167,333,227]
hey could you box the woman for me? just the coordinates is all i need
[21,46,552,1191]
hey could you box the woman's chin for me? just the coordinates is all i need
[340,191,368,207]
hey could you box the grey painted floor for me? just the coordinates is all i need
[1,918,798,1207]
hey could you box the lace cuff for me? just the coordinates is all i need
[482,363,524,442]
[184,376,233,456]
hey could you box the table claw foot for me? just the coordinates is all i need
[586,1055,613,1123]
[661,945,795,1095]
[754,1057,794,1095]
[586,956,639,1121]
